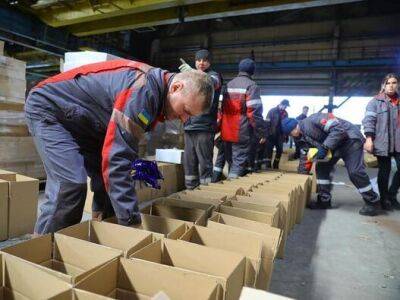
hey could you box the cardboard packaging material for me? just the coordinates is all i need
[0,172,39,239]
[152,197,215,219]
[240,287,294,300]
[178,189,229,201]
[217,205,279,228]
[73,289,116,299]
[57,220,159,258]
[104,214,189,239]
[0,180,8,241]
[168,191,226,205]
[229,197,286,257]
[207,181,256,193]
[76,257,219,300]
[141,202,207,226]
[1,233,122,284]
[0,169,16,181]
[196,185,246,196]
[179,225,262,287]
[131,239,246,300]
[0,253,72,299]
[208,213,281,289]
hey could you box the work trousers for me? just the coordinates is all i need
[316,139,378,204]
[25,114,114,234]
[184,131,214,189]
[266,135,284,168]
[212,137,226,182]
[376,153,400,201]
[225,140,252,178]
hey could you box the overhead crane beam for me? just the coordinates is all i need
[61,0,364,36]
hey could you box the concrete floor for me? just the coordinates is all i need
[1,166,399,299]
[270,167,400,300]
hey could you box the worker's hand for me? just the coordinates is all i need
[178,58,194,72]
[316,146,328,159]
[259,138,266,144]
[364,137,374,153]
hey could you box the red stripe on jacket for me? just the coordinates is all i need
[102,88,133,191]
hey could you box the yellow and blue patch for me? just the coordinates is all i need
[138,110,151,126]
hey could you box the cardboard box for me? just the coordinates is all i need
[76,257,220,300]
[217,205,279,228]
[0,173,39,239]
[73,289,116,299]
[57,220,159,258]
[169,191,226,205]
[141,202,207,226]
[0,180,8,241]
[221,201,280,228]
[0,169,16,181]
[230,197,286,257]
[240,287,294,300]
[152,197,215,219]
[179,189,230,201]
[155,149,184,164]
[208,213,281,289]
[197,185,246,196]
[179,225,262,287]
[1,233,122,284]
[0,253,72,299]
[131,239,246,300]
[104,214,188,239]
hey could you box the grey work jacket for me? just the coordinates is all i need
[362,93,400,156]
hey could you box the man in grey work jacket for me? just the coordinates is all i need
[182,49,222,189]
[281,113,380,216]
[25,59,214,234]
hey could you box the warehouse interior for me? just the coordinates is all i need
[0,0,399,299]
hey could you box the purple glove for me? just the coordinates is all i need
[131,159,164,189]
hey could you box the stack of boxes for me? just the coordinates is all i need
[0,168,311,299]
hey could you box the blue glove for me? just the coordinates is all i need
[131,159,164,189]
[316,146,328,159]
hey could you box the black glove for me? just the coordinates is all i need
[316,146,328,159]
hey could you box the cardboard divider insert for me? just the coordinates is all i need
[1,233,122,284]
[130,239,246,300]
[76,257,220,300]
[57,220,159,258]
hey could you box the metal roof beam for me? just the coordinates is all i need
[66,0,364,36]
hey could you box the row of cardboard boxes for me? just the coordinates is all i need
[0,171,311,299]
[0,162,184,241]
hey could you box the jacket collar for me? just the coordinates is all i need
[238,71,252,78]
[375,92,399,102]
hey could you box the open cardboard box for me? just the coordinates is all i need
[130,239,246,300]
[216,204,279,228]
[229,197,286,258]
[177,190,229,202]
[103,214,189,239]
[1,233,122,284]
[0,171,39,240]
[76,257,219,300]
[57,220,159,258]
[0,253,72,300]
[179,225,262,287]
[168,191,225,206]
[151,197,216,219]
[196,185,246,196]
[208,213,281,289]
[141,202,207,226]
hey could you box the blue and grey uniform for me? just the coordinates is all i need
[25,60,172,233]
[298,113,378,204]
[184,69,222,188]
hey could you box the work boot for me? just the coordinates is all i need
[307,200,332,209]
[380,198,393,211]
[273,158,280,169]
[266,160,272,169]
[211,172,222,183]
[388,196,400,210]
[359,202,380,216]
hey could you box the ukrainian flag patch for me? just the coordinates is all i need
[138,110,151,126]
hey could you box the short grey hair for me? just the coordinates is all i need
[174,70,214,112]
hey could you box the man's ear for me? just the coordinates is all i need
[170,81,184,93]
